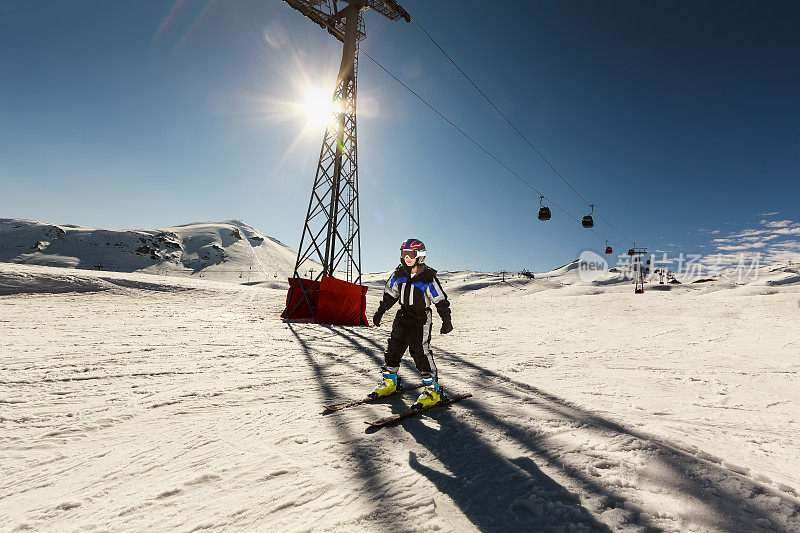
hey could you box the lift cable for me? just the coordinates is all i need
[410,16,633,245]
[361,49,623,249]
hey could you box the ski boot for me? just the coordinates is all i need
[413,378,441,408]
[368,369,398,399]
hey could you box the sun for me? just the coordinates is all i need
[302,86,336,128]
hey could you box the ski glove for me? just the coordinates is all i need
[440,319,453,335]
[373,293,398,327]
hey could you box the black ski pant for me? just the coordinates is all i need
[384,308,437,381]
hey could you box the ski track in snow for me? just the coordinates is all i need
[1,263,799,532]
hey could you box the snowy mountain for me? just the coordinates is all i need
[0,218,305,285]
[3,219,796,295]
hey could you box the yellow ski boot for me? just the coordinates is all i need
[413,380,441,408]
[369,371,398,399]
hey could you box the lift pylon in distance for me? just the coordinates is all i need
[628,244,648,294]
[280,0,410,326]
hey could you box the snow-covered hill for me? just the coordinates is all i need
[0,218,304,286]
[366,259,800,300]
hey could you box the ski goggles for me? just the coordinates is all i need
[401,250,418,260]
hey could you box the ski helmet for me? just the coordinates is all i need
[400,238,426,266]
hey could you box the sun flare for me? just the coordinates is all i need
[302,87,336,128]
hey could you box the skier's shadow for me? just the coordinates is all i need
[402,408,613,532]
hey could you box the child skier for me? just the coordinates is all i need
[370,238,453,407]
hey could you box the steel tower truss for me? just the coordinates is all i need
[282,0,409,321]
[630,245,648,294]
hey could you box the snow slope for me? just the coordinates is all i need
[1,262,799,531]
[0,264,800,532]
[0,218,305,286]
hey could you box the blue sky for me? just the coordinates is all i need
[1,1,798,272]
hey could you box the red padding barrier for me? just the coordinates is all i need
[281,277,318,320]
[317,276,369,326]
[282,276,368,326]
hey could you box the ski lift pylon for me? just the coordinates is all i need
[581,204,594,228]
[537,195,551,221]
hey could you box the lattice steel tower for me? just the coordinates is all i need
[282,0,409,320]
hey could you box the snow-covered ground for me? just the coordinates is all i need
[2,258,799,532]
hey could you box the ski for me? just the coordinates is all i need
[365,393,472,427]
[323,383,424,412]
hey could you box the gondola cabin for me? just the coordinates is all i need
[537,196,551,221]
[582,204,595,228]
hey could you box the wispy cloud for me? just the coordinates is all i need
[761,219,794,228]
[703,217,800,264]
[715,244,753,252]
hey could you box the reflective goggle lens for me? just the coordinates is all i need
[401,250,417,259]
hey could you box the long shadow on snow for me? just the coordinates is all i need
[340,327,800,531]
[442,350,800,531]
[404,409,612,532]
[301,325,611,532]
[286,323,414,530]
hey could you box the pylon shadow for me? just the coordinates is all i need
[405,415,612,532]
[289,323,614,531]
[436,348,800,531]
[287,323,409,530]
[298,323,800,531]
